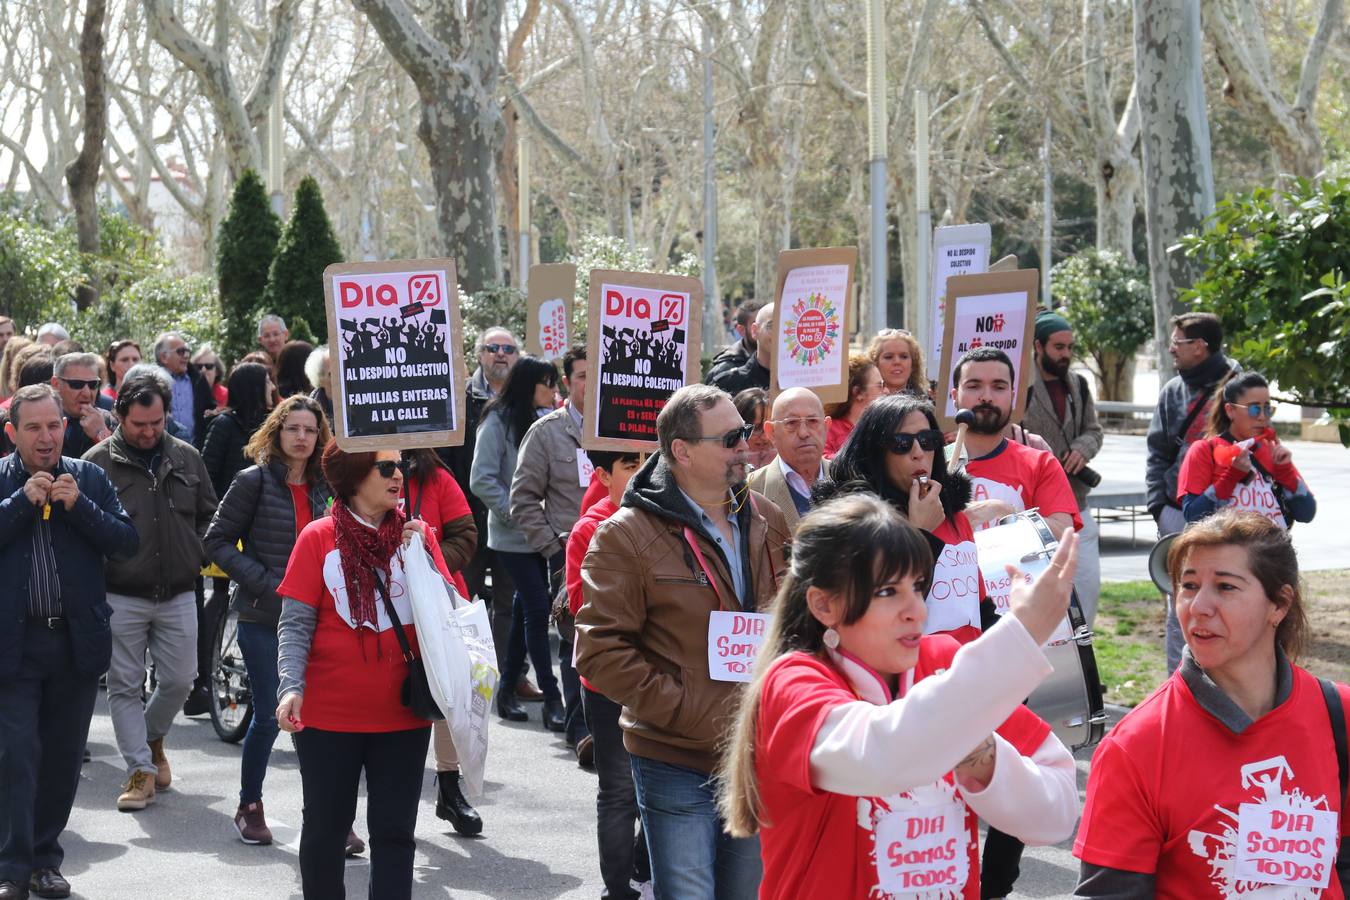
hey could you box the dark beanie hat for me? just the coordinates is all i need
[1035,310,1072,344]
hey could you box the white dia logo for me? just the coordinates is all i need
[1187,755,1337,898]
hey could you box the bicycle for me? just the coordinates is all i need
[207,586,253,743]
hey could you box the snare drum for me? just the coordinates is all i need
[973,510,1106,751]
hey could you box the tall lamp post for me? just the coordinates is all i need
[865,0,887,335]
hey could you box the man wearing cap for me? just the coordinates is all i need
[1021,310,1103,623]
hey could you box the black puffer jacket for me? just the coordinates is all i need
[201,410,254,500]
[204,461,333,627]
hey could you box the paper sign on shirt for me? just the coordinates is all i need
[874,801,969,894]
[576,448,594,487]
[1231,474,1289,530]
[1235,800,1336,888]
[923,540,982,634]
[707,610,770,682]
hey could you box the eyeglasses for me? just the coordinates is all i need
[770,416,825,433]
[1233,401,1276,418]
[480,343,517,355]
[689,423,755,449]
[282,424,320,437]
[172,346,191,356]
[1167,337,1202,349]
[888,429,944,455]
[57,377,100,391]
[195,362,218,372]
[373,460,407,479]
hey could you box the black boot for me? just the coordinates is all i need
[496,689,528,722]
[436,771,483,837]
[542,697,565,732]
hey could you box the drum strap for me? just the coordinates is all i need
[1318,677,1350,875]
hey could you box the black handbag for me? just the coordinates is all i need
[375,572,444,722]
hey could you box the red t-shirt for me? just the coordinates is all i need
[287,483,314,536]
[567,495,618,693]
[580,472,607,516]
[277,515,453,733]
[965,439,1082,531]
[1177,435,1302,529]
[1075,666,1350,897]
[824,417,854,458]
[402,466,471,596]
[211,382,229,408]
[756,640,1052,900]
[926,513,985,644]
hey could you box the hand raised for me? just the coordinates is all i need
[1007,530,1078,646]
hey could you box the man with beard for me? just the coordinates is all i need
[1021,311,1103,623]
[706,301,761,381]
[577,384,790,898]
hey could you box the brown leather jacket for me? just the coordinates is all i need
[576,454,791,773]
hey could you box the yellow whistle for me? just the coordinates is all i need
[42,503,51,520]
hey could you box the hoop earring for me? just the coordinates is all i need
[822,628,840,650]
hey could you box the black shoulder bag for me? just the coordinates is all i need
[375,572,444,722]
[1318,678,1350,879]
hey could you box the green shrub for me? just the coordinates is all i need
[261,175,342,345]
[218,170,280,364]
[1051,249,1153,401]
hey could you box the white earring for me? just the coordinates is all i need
[822,628,840,650]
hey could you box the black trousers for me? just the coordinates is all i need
[293,725,432,900]
[0,625,99,883]
[981,827,1025,898]
[193,576,228,692]
[583,687,650,898]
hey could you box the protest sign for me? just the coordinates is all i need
[928,224,991,385]
[771,247,855,404]
[1235,800,1336,888]
[526,263,576,359]
[707,610,770,683]
[934,269,1038,430]
[583,270,703,451]
[323,258,466,450]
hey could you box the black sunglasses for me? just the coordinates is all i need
[888,429,944,455]
[689,423,755,449]
[195,362,218,372]
[481,343,518,355]
[58,377,100,391]
[373,460,408,479]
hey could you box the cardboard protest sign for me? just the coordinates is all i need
[935,268,1038,430]
[526,263,576,359]
[928,224,991,386]
[323,258,466,451]
[583,270,703,451]
[770,247,855,404]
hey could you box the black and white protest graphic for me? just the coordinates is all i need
[595,284,690,443]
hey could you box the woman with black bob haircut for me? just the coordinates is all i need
[201,362,275,500]
[716,494,1078,899]
[469,354,565,726]
[818,393,1004,642]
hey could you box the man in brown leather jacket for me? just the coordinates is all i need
[576,384,790,899]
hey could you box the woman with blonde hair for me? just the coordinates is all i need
[868,328,929,397]
[717,494,1079,899]
[823,353,885,457]
[1075,510,1344,897]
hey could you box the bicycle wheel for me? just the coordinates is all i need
[208,607,253,743]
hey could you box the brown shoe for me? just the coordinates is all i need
[345,830,365,856]
[516,677,544,701]
[148,737,171,790]
[117,770,156,811]
[234,801,274,845]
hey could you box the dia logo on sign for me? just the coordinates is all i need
[795,309,828,350]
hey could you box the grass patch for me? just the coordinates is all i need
[1089,571,1350,708]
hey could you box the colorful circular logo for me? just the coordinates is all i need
[782,292,840,366]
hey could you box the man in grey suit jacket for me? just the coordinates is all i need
[746,387,830,532]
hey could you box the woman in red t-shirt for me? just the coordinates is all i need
[204,395,334,847]
[1177,370,1316,530]
[824,353,886,457]
[400,447,482,838]
[716,493,1079,900]
[1075,510,1349,898]
[275,441,449,900]
[820,394,1005,643]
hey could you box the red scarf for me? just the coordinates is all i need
[331,498,404,629]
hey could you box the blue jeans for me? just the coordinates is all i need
[497,550,560,702]
[236,620,281,805]
[630,755,761,900]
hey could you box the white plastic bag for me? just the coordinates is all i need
[402,533,498,797]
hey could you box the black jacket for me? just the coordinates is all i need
[200,410,253,500]
[707,355,770,397]
[0,455,139,681]
[204,462,333,627]
[706,337,753,382]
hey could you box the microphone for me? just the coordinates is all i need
[951,408,976,472]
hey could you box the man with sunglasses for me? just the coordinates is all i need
[577,384,791,899]
[50,353,117,459]
[152,332,213,450]
[83,372,217,814]
[747,387,831,532]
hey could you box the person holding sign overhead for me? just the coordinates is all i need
[715,494,1078,900]
[1074,510,1347,898]
[1176,371,1315,529]
[576,384,790,899]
